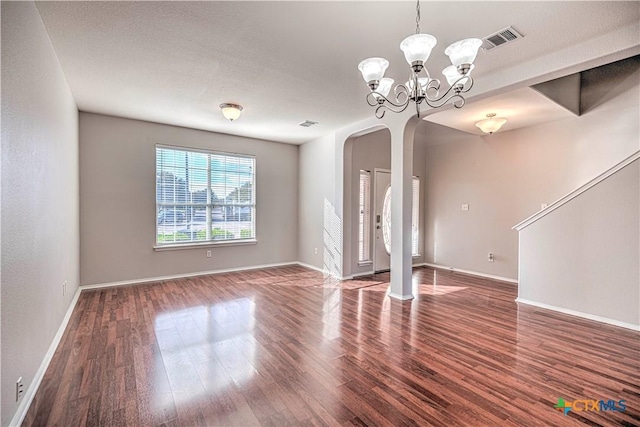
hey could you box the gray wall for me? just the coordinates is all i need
[297,133,336,272]
[519,159,639,326]
[1,2,80,424]
[422,58,639,280]
[79,113,298,285]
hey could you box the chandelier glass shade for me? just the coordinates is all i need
[358,0,482,118]
[375,78,395,99]
[400,34,437,65]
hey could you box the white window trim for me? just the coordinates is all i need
[153,239,257,251]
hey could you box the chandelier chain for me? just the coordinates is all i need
[415,0,421,34]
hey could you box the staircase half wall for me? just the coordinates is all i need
[513,153,639,330]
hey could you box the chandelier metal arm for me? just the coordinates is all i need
[366,84,411,108]
[365,74,474,118]
[422,74,474,109]
[424,93,466,109]
[365,91,412,119]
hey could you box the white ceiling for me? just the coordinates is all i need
[424,87,577,136]
[35,1,640,144]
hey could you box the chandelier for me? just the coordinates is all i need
[358,0,482,118]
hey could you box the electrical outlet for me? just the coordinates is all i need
[488,253,495,262]
[314,247,318,255]
[541,203,548,210]
[461,203,469,211]
[206,250,212,258]
[16,377,24,401]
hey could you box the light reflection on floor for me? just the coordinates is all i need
[322,287,342,340]
[153,298,257,407]
[357,282,467,295]
[150,270,466,411]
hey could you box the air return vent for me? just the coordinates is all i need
[481,26,524,51]
[298,120,319,127]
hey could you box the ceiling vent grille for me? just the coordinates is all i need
[298,120,319,127]
[481,26,524,51]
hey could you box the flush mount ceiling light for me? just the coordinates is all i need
[475,113,507,134]
[358,0,482,118]
[219,103,243,121]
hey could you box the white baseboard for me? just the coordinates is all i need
[515,298,640,331]
[81,261,301,290]
[345,263,426,280]
[9,287,82,427]
[295,261,330,275]
[389,292,415,301]
[423,262,518,284]
[352,270,374,278]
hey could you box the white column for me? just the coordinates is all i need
[388,118,419,300]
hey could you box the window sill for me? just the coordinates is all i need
[154,239,257,252]
[358,261,373,267]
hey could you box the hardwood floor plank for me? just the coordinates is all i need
[23,266,640,426]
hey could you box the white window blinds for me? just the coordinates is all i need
[156,146,255,245]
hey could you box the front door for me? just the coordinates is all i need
[374,170,391,272]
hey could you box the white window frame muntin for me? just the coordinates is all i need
[155,144,256,249]
[358,170,372,265]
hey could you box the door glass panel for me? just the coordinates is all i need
[382,185,391,254]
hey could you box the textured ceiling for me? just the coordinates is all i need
[35,1,640,144]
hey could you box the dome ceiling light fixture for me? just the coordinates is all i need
[357,0,482,119]
[219,103,243,121]
[475,113,507,134]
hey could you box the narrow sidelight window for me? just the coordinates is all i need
[358,170,371,263]
[412,177,420,256]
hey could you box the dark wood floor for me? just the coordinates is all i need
[24,266,640,426]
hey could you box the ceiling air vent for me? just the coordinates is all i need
[481,26,524,51]
[298,120,319,127]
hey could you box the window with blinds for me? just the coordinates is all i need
[156,145,255,245]
[412,177,420,256]
[358,170,371,263]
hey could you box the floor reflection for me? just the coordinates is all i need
[153,298,257,407]
[322,287,342,340]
